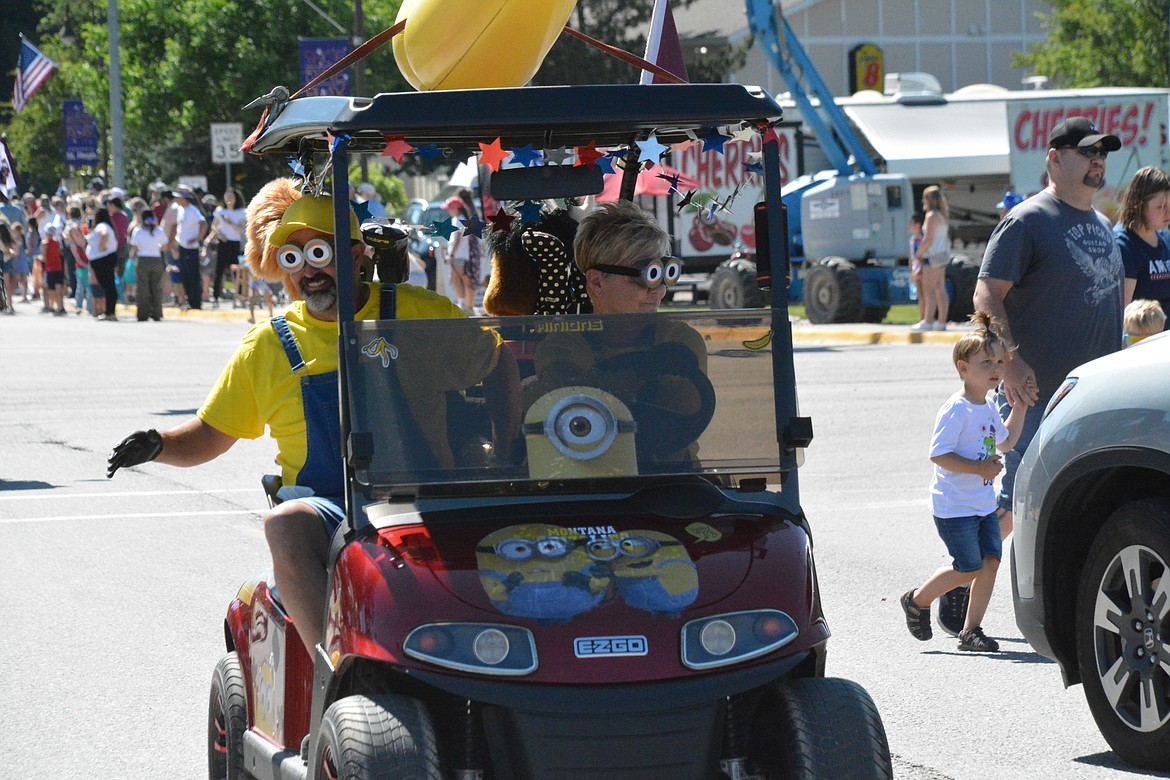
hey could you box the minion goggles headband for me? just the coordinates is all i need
[592,256,682,289]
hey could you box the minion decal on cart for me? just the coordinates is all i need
[476,524,699,622]
[523,387,638,480]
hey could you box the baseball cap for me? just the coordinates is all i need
[1047,116,1121,151]
[996,191,1024,210]
[357,182,377,197]
[268,194,361,247]
[442,196,465,211]
[110,187,126,199]
[176,187,196,201]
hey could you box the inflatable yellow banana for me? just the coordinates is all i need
[394,0,579,91]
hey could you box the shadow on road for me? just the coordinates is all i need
[0,479,59,491]
[1074,751,1170,777]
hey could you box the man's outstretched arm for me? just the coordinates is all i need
[108,418,237,477]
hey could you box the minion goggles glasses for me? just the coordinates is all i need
[276,238,335,272]
[592,256,683,289]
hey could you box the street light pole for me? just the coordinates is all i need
[108,0,125,189]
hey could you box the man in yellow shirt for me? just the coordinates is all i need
[107,179,519,654]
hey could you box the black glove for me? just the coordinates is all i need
[107,429,164,478]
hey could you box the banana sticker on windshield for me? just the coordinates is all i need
[361,337,399,367]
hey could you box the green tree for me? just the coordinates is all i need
[1015,0,1170,87]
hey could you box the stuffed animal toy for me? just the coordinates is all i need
[483,208,591,316]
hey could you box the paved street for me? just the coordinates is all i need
[0,308,1158,779]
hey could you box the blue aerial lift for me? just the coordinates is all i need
[710,0,916,323]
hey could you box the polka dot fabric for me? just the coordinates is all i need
[521,230,589,315]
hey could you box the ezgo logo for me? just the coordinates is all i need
[574,635,648,658]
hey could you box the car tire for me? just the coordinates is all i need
[208,652,250,780]
[315,694,441,780]
[748,677,893,779]
[1075,498,1170,771]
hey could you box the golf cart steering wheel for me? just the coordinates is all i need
[595,342,716,460]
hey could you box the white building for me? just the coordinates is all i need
[674,0,1053,96]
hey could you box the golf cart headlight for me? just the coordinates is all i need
[699,620,736,656]
[472,628,510,665]
[404,623,537,675]
[682,610,798,670]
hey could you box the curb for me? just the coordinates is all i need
[112,302,967,344]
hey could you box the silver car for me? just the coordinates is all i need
[1012,331,1170,771]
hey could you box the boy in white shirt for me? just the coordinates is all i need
[901,311,1026,652]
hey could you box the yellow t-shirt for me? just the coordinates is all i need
[198,283,465,486]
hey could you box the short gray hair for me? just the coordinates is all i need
[574,200,668,273]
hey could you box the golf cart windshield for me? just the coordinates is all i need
[346,310,781,496]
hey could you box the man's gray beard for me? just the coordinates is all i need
[1084,171,1105,189]
[301,280,338,314]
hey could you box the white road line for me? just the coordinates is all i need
[0,509,266,525]
[0,488,258,501]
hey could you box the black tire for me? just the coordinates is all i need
[862,306,889,324]
[710,260,765,309]
[208,652,249,780]
[1075,499,1170,771]
[945,259,979,323]
[803,259,862,324]
[315,694,441,780]
[748,677,893,779]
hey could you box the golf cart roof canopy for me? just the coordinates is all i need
[248,83,784,156]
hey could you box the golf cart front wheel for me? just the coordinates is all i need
[748,677,893,779]
[208,652,249,780]
[315,694,441,780]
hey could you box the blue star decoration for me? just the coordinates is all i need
[595,154,616,175]
[700,126,731,154]
[430,216,459,241]
[656,170,681,195]
[287,158,306,177]
[705,199,720,221]
[744,161,764,176]
[510,144,542,168]
[352,199,372,223]
[516,200,544,224]
[636,134,669,164]
[462,216,486,239]
[414,143,443,161]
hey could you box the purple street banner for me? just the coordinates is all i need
[64,99,99,166]
[299,38,351,97]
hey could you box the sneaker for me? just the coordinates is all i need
[909,320,931,332]
[900,589,933,641]
[933,322,947,331]
[958,626,999,652]
[937,585,970,637]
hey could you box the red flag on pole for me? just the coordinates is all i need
[641,0,689,85]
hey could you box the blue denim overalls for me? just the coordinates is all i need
[269,285,395,501]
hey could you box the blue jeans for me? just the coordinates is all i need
[934,512,1002,573]
[178,246,203,308]
[995,387,1046,512]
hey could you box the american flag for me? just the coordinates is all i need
[13,35,58,114]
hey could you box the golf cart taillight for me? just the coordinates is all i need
[380,528,441,564]
[681,610,798,670]
[404,623,537,675]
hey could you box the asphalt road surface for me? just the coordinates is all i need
[0,309,1161,779]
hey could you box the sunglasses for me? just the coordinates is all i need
[1061,145,1109,160]
[276,238,335,272]
[592,256,683,289]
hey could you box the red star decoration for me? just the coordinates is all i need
[574,141,605,168]
[488,210,516,234]
[762,127,781,147]
[479,137,510,172]
[381,136,415,162]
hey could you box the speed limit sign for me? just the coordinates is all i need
[210,123,244,164]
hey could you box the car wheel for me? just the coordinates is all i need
[710,260,765,309]
[748,677,893,779]
[208,652,250,780]
[315,694,441,780]
[1076,499,1170,771]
